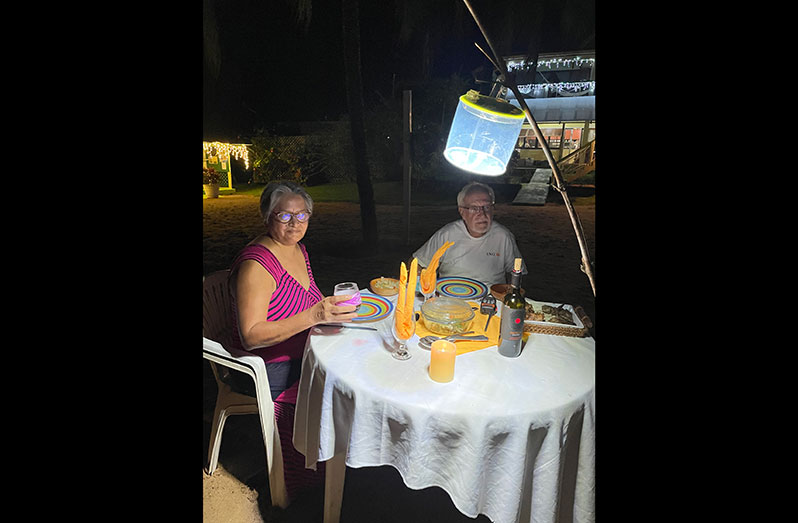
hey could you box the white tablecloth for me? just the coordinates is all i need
[293,317,595,523]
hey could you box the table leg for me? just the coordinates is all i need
[323,452,347,523]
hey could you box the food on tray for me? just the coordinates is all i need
[542,304,576,325]
[420,241,454,294]
[370,277,400,296]
[524,302,544,322]
[524,301,575,325]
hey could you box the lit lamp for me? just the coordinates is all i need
[443,89,525,176]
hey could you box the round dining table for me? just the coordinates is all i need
[293,307,595,523]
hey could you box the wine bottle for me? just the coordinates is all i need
[498,258,525,358]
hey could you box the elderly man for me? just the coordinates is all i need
[412,181,527,287]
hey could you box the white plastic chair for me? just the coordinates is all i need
[203,269,290,508]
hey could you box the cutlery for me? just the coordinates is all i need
[417,330,473,344]
[418,333,489,349]
[318,323,378,331]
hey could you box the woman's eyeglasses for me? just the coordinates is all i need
[459,204,494,215]
[272,210,312,223]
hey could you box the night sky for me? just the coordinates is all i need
[203,0,595,140]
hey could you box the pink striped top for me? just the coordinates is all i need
[229,242,323,364]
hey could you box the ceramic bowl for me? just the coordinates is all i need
[490,283,525,302]
[370,277,400,297]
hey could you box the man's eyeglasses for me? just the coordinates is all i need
[272,210,312,223]
[459,204,494,215]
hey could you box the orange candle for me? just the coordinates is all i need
[429,340,456,383]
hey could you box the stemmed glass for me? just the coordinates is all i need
[420,283,436,304]
[391,317,414,360]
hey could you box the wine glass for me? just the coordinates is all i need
[334,282,361,312]
[420,282,436,304]
[391,318,415,360]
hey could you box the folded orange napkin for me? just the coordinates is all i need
[415,300,500,355]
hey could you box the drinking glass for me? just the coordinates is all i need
[391,319,414,360]
[420,282,436,304]
[334,282,361,312]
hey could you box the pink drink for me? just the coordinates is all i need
[334,282,361,311]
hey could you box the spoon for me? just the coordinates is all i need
[418,330,473,344]
[418,333,489,349]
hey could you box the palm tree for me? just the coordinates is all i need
[341,0,378,248]
[292,0,378,249]
[203,0,222,135]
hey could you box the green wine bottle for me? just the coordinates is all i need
[498,258,525,357]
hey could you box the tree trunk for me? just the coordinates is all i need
[341,0,378,249]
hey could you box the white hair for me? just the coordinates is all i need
[456,181,495,207]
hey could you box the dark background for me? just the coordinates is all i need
[203,0,595,139]
[69,2,724,518]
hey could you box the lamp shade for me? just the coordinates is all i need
[443,90,525,176]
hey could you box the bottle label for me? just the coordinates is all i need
[498,307,525,357]
[500,308,525,341]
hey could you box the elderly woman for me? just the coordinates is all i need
[228,180,357,501]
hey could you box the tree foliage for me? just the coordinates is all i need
[249,129,307,185]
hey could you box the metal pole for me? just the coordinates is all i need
[461,0,596,296]
[403,90,412,245]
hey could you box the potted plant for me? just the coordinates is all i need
[203,167,223,198]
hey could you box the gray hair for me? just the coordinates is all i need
[456,181,495,207]
[259,181,314,224]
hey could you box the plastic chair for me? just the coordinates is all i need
[202,269,290,508]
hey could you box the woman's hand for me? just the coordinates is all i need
[312,295,360,324]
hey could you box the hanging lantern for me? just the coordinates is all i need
[443,90,525,176]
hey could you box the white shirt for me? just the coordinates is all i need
[412,220,527,287]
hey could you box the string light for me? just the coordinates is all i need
[516,81,595,94]
[507,56,595,72]
[202,141,251,170]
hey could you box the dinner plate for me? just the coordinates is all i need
[436,277,488,300]
[353,292,394,322]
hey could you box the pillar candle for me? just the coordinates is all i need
[429,340,456,383]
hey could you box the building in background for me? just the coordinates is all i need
[493,50,595,204]
[203,141,251,192]
[498,50,595,167]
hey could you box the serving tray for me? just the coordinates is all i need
[521,299,593,338]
